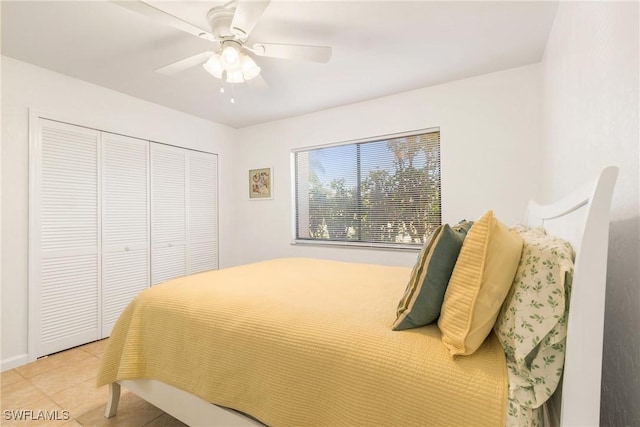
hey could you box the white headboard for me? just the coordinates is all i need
[524,166,618,427]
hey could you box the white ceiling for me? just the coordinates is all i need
[1,1,558,128]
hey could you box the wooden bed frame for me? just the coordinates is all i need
[104,166,618,427]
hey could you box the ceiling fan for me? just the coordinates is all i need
[112,0,332,88]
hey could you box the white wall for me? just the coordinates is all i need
[232,64,543,268]
[541,2,639,425]
[0,7,4,369]
[1,57,236,369]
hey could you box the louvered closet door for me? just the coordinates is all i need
[102,133,149,336]
[187,151,218,274]
[35,119,100,357]
[151,144,187,285]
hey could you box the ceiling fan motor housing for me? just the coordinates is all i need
[207,7,237,40]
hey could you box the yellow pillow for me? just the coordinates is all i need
[438,210,523,356]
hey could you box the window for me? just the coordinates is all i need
[293,128,441,248]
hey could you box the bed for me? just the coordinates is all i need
[98,166,618,427]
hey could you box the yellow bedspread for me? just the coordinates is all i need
[98,258,507,426]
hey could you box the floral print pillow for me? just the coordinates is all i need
[494,226,574,427]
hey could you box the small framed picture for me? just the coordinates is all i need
[249,167,272,200]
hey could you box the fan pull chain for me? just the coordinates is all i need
[216,80,235,104]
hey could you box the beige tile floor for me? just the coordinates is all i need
[0,340,187,427]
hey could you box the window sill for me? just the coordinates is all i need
[291,239,421,252]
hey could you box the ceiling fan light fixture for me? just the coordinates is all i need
[220,44,241,71]
[226,69,245,83]
[203,53,224,79]
[240,54,261,81]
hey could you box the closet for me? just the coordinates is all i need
[30,118,218,359]
[102,133,150,335]
[150,144,218,284]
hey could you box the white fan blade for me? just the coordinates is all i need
[252,43,332,63]
[155,51,214,75]
[230,0,271,39]
[111,1,215,41]
[246,74,269,91]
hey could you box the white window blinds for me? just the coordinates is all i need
[294,128,441,248]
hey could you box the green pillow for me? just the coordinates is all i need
[392,221,473,330]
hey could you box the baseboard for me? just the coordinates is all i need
[1,353,28,371]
